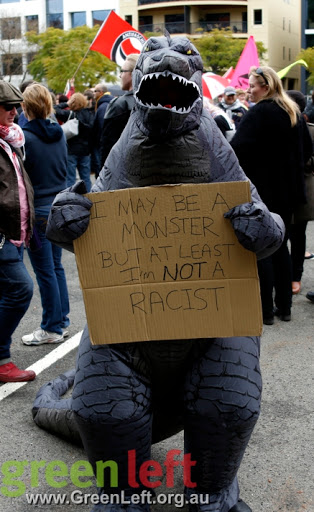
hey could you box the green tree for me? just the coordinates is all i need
[297,47,314,86]
[25,26,117,92]
[190,29,266,75]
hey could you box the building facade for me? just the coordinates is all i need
[0,0,118,86]
[120,0,304,90]
[0,0,308,90]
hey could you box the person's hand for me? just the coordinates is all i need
[46,181,92,252]
[224,201,285,259]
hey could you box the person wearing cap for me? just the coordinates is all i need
[0,80,36,383]
[218,86,247,129]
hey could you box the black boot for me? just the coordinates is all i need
[306,291,314,303]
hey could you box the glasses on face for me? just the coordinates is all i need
[255,68,268,85]
[120,69,131,74]
[0,103,20,111]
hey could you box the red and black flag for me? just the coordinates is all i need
[90,11,147,66]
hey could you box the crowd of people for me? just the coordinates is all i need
[0,58,313,385]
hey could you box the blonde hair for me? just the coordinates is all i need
[22,83,53,119]
[124,53,139,71]
[249,66,299,126]
[67,92,88,111]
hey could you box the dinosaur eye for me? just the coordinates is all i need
[145,46,150,51]
[187,50,192,55]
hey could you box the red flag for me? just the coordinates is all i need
[230,36,259,89]
[90,11,147,66]
[223,66,234,81]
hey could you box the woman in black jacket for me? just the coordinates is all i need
[55,93,94,191]
[231,66,312,324]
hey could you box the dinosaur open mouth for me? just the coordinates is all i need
[135,70,200,113]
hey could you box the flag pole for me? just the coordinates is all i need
[63,15,110,93]
[63,45,91,94]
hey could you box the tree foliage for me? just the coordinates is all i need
[297,47,314,86]
[190,29,266,75]
[25,26,118,92]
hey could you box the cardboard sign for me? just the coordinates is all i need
[74,182,262,344]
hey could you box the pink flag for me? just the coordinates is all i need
[230,36,259,89]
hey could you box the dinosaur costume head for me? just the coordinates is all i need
[133,33,204,138]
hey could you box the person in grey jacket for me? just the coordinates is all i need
[218,86,247,129]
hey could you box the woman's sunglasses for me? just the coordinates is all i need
[0,103,20,111]
[255,68,268,86]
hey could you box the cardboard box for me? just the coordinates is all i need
[74,182,262,344]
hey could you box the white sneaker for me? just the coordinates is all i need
[22,328,64,346]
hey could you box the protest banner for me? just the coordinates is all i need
[74,182,262,344]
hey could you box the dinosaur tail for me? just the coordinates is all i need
[32,369,82,446]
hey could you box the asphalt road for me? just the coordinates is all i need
[0,221,313,512]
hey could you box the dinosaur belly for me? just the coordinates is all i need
[125,130,211,187]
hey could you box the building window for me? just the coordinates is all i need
[139,15,153,32]
[26,15,39,33]
[165,14,184,34]
[283,46,286,59]
[92,10,110,26]
[47,0,63,29]
[253,9,262,25]
[47,0,63,12]
[1,18,21,39]
[288,48,291,61]
[2,54,23,75]
[283,17,285,30]
[205,13,230,30]
[71,12,86,28]
[125,15,132,26]
[47,13,63,28]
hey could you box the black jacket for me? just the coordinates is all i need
[55,105,94,156]
[92,94,112,147]
[231,99,313,222]
[100,91,135,166]
[23,119,67,207]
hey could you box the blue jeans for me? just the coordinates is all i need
[0,240,33,361]
[27,206,70,335]
[67,154,91,192]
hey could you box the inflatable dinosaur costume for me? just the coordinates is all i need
[36,34,285,512]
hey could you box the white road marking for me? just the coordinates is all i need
[0,331,82,401]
